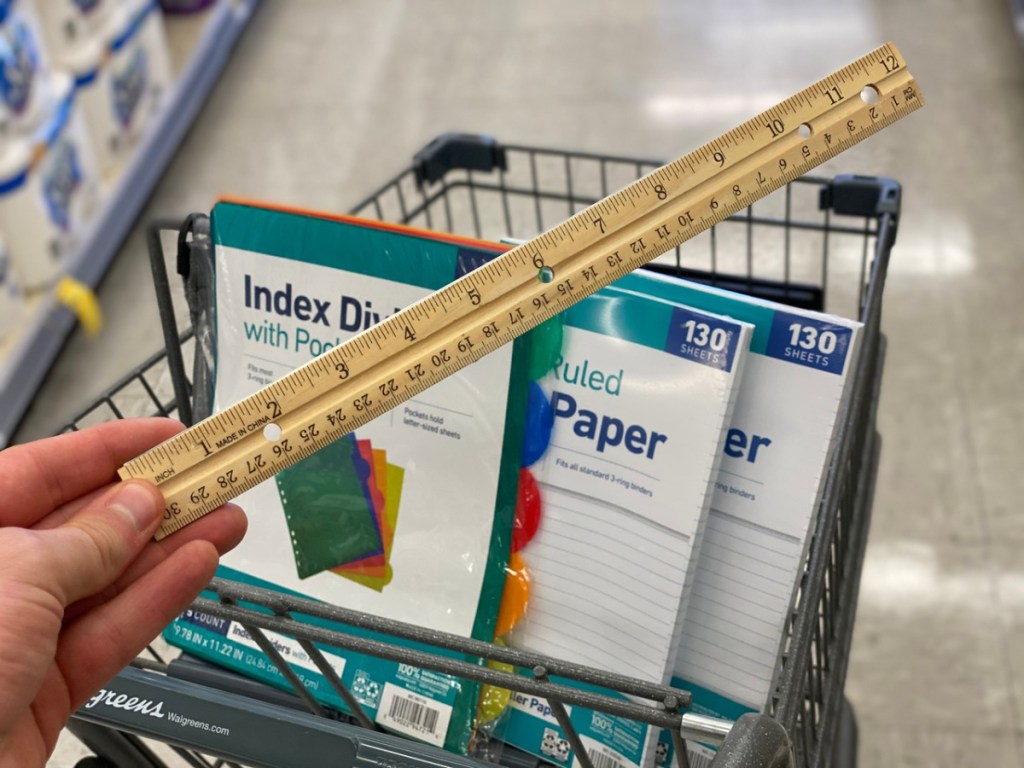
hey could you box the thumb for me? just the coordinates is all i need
[46,480,164,606]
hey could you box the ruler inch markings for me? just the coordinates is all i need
[119,43,922,539]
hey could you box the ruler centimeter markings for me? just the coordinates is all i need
[122,43,922,539]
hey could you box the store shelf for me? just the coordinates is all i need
[0,0,260,447]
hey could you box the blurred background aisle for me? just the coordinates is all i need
[15,1,1023,766]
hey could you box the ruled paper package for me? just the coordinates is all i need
[612,272,863,767]
[501,288,752,768]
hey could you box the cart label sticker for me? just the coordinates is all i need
[375,682,452,748]
[84,688,166,719]
[765,310,853,375]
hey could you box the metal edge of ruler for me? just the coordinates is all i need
[120,42,923,539]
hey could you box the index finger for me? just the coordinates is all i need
[0,418,184,528]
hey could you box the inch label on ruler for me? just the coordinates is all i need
[121,42,923,539]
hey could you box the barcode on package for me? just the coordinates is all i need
[391,694,439,733]
[684,747,714,768]
[375,682,452,748]
[587,749,628,768]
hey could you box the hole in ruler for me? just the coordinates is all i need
[263,423,282,441]
[538,266,555,283]
[798,123,813,139]
[860,85,880,105]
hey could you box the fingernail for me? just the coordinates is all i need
[109,481,160,532]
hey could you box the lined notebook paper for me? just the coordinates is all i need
[521,491,693,680]
[678,512,802,705]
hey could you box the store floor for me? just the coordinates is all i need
[22,1,1023,766]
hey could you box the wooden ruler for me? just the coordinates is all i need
[121,42,922,539]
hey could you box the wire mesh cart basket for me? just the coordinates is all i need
[64,134,897,768]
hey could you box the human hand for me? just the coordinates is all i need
[0,418,247,767]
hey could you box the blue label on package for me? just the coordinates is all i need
[180,608,230,637]
[454,247,499,279]
[664,306,741,372]
[765,310,852,375]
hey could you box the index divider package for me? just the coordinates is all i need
[165,200,532,753]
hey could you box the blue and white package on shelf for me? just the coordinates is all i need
[24,0,117,64]
[60,0,172,184]
[0,0,52,137]
[0,71,99,289]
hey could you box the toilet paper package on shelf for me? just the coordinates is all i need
[0,0,52,138]
[62,0,172,185]
[28,0,118,64]
[0,71,99,289]
[127,0,172,86]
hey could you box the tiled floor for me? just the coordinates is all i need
[19,1,1024,766]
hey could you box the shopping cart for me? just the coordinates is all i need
[64,134,895,768]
